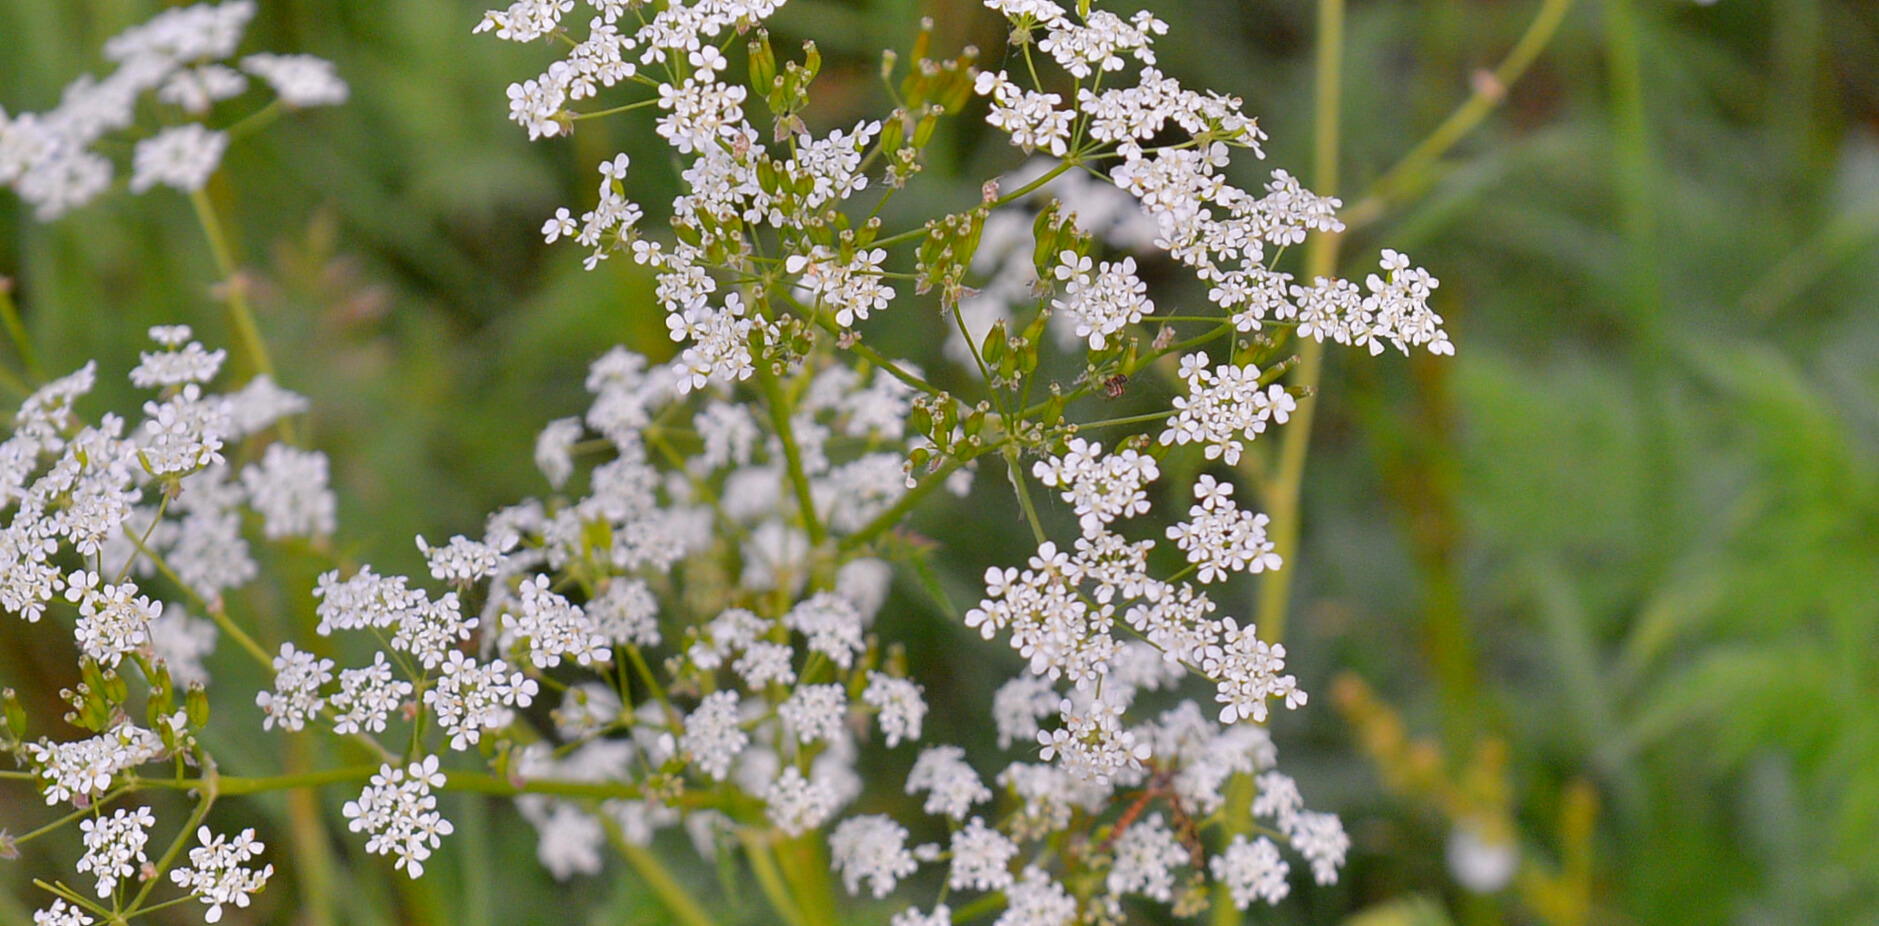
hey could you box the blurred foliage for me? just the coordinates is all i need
[5,0,1879,924]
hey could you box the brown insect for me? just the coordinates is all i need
[1102,374,1128,399]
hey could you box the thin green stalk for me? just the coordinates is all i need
[949,891,1007,922]
[189,186,297,443]
[188,188,273,380]
[0,279,43,381]
[839,452,969,552]
[1252,0,1344,650]
[776,833,839,926]
[571,97,661,120]
[869,157,1080,250]
[127,767,217,912]
[223,100,283,143]
[1222,3,1342,924]
[206,601,274,667]
[738,830,809,926]
[1342,0,1578,230]
[284,734,337,926]
[1004,446,1048,544]
[135,765,380,795]
[607,820,722,926]
[757,365,827,547]
[10,787,129,846]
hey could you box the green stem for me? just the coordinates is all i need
[188,188,272,379]
[870,157,1080,250]
[0,279,43,381]
[757,365,827,547]
[948,890,1007,922]
[571,97,661,120]
[776,833,840,926]
[1342,0,1578,230]
[11,787,129,846]
[223,100,283,143]
[738,829,809,926]
[837,452,970,553]
[1004,446,1048,545]
[1225,2,1342,924]
[128,765,218,912]
[207,601,275,667]
[1252,0,1344,651]
[606,820,722,926]
[134,765,380,795]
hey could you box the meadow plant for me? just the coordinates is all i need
[1,0,1454,923]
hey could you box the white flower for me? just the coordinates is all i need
[905,745,990,820]
[32,901,93,926]
[732,641,797,689]
[77,805,155,898]
[1032,438,1158,537]
[996,867,1077,926]
[168,826,274,923]
[890,905,953,926]
[425,651,536,750]
[501,573,608,669]
[241,53,348,107]
[534,417,584,488]
[138,384,227,476]
[680,691,748,781]
[341,756,452,878]
[69,577,159,668]
[779,683,848,745]
[765,766,839,836]
[129,125,227,194]
[1049,252,1152,351]
[391,590,477,669]
[27,724,165,805]
[829,815,917,898]
[1201,618,1304,725]
[587,577,661,647]
[417,534,511,585]
[783,592,866,670]
[862,672,926,748]
[130,339,225,388]
[241,445,337,539]
[1106,813,1187,902]
[331,652,414,735]
[948,817,1017,892]
[1165,475,1281,583]
[314,566,422,635]
[256,642,334,733]
[1210,835,1289,908]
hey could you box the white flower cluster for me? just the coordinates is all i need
[76,806,156,898]
[961,5,1451,361]
[167,826,274,923]
[0,0,345,219]
[1,325,313,686]
[341,756,453,878]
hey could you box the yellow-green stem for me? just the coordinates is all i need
[757,365,827,547]
[285,734,337,926]
[609,821,722,926]
[1253,0,1344,650]
[1342,0,1578,230]
[739,829,809,926]
[0,279,42,381]
[188,186,297,443]
[1225,1,1342,923]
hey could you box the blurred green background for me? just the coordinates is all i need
[4,0,1879,924]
